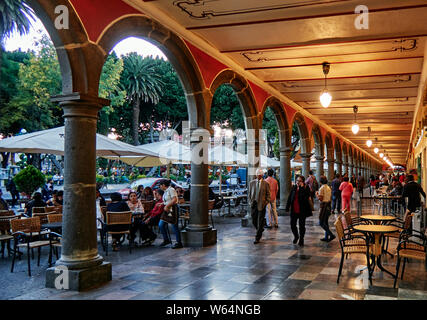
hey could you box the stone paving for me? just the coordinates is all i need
[1,201,427,300]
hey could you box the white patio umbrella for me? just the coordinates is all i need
[0,126,153,157]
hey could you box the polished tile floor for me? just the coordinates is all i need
[1,200,426,300]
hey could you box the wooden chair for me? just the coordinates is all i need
[10,217,54,276]
[32,207,46,214]
[334,217,371,284]
[384,211,413,253]
[45,206,58,214]
[33,212,50,224]
[102,211,133,256]
[342,211,365,239]
[47,214,62,223]
[394,233,427,288]
[54,205,63,214]
[0,218,16,258]
[141,200,154,214]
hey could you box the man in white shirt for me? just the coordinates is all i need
[316,176,335,242]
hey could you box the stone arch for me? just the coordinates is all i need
[28,0,100,94]
[311,124,324,158]
[291,113,310,155]
[260,97,291,149]
[97,15,209,128]
[324,132,334,161]
[334,137,342,163]
[209,70,259,132]
[342,142,348,162]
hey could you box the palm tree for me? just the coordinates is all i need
[0,0,34,41]
[122,53,164,145]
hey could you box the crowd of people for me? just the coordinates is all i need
[248,168,426,249]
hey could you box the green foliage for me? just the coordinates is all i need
[1,35,62,134]
[137,175,146,179]
[96,175,105,183]
[273,131,280,159]
[0,0,35,39]
[211,84,245,130]
[13,165,45,195]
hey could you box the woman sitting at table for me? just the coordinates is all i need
[127,191,144,213]
[140,187,154,201]
[140,189,164,244]
[106,192,131,251]
[24,192,46,217]
[56,190,64,205]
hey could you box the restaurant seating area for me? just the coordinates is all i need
[0,193,426,300]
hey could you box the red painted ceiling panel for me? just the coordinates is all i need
[248,81,270,114]
[70,0,140,42]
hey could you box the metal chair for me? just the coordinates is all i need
[10,217,55,276]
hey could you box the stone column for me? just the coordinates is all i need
[343,161,349,176]
[242,133,259,226]
[315,155,324,181]
[278,147,292,215]
[46,93,111,291]
[181,128,216,246]
[300,153,312,178]
[327,159,335,183]
[335,160,342,176]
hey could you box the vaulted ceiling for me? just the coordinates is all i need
[126,0,427,165]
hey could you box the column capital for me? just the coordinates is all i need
[326,158,335,164]
[334,160,342,165]
[52,93,110,119]
[314,155,324,161]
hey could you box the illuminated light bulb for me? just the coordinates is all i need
[320,90,332,108]
[379,153,384,158]
[352,124,360,134]
[374,148,379,154]
[366,140,372,147]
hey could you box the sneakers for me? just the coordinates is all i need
[172,242,183,249]
[159,240,171,247]
[298,238,304,247]
[274,224,279,228]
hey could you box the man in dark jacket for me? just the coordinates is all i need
[331,173,342,214]
[0,189,9,211]
[402,174,426,212]
[6,179,20,207]
[285,175,313,247]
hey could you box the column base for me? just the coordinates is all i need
[181,229,217,247]
[241,216,252,227]
[45,261,112,291]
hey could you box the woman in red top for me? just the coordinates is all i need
[139,189,165,244]
[339,176,354,213]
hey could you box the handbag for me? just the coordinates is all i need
[160,204,178,224]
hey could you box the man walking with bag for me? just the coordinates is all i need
[249,168,271,244]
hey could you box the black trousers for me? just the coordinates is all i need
[290,214,306,239]
[319,201,334,239]
[331,192,341,213]
[11,191,20,206]
[251,202,266,241]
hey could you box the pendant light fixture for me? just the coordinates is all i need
[373,138,379,153]
[379,146,384,159]
[319,62,332,108]
[366,127,372,147]
[351,105,359,134]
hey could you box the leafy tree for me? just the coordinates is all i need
[97,52,126,135]
[0,0,34,41]
[262,107,278,158]
[121,53,164,145]
[211,84,245,130]
[13,164,45,196]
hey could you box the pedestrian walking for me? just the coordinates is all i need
[331,173,342,214]
[317,176,335,242]
[285,175,313,247]
[402,174,426,213]
[248,168,271,244]
[340,176,354,213]
[265,169,279,228]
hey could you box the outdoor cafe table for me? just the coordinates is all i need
[222,195,237,217]
[353,225,399,283]
[360,215,396,225]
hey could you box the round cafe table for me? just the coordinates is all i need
[353,225,399,283]
[360,215,396,225]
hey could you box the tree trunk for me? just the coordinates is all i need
[132,97,140,146]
